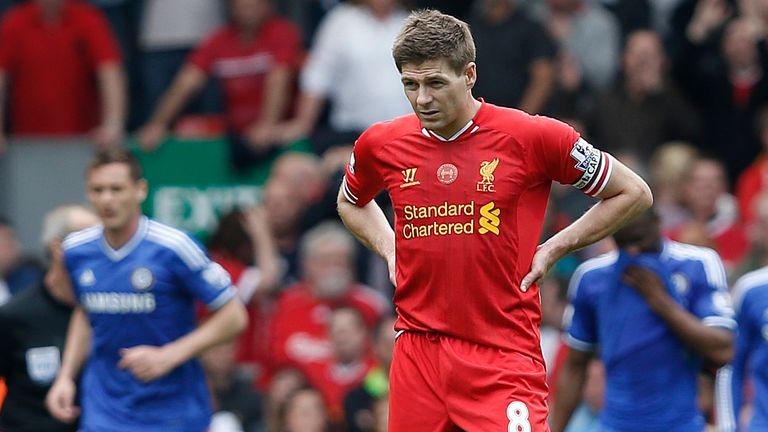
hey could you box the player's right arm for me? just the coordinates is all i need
[137,64,207,151]
[335,127,393,283]
[46,306,91,423]
[337,190,396,285]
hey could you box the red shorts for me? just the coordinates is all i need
[389,331,550,432]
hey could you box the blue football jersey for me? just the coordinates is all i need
[62,217,236,432]
[716,267,768,432]
[565,241,735,432]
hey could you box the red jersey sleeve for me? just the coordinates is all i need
[188,28,226,74]
[531,115,613,197]
[342,126,384,207]
[79,5,121,65]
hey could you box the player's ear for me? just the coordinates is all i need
[465,62,477,89]
[136,179,149,203]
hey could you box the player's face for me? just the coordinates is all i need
[400,58,476,138]
[86,163,147,234]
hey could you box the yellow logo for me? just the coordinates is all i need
[477,158,499,192]
[479,202,500,235]
[401,168,420,188]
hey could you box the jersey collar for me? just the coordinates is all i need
[421,99,487,142]
[100,216,149,261]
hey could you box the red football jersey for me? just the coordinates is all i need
[0,2,121,135]
[342,102,613,359]
[188,17,301,133]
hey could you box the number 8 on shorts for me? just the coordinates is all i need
[506,401,531,432]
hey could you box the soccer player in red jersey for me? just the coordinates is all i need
[336,10,653,432]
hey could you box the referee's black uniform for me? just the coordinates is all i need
[0,280,77,432]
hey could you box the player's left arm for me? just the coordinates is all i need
[622,264,734,366]
[522,158,652,291]
[119,298,247,382]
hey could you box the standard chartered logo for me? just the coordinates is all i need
[401,201,501,239]
[478,202,500,235]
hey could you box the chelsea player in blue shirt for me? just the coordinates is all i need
[45,149,248,432]
[717,266,768,431]
[551,209,735,432]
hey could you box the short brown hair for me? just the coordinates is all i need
[87,148,143,182]
[392,9,475,74]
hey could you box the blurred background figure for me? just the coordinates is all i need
[648,141,700,232]
[138,0,301,169]
[303,306,375,428]
[469,0,557,114]
[344,314,396,432]
[668,156,749,270]
[206,207,281,386]
[202,340,263,432]
[137,0,224,126]
[276,386,330,432]
[587,29,700,161]
[268,221,389,377]
[0,0,126,151]
[538,0,621,92]
[274,0,411,156]
[0,205,99,432]
[675,16,768,181]
[0,216,43,304]
[262,368,307,432]
[736,106,768,227]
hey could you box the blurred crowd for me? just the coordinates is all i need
[2,0,768,430]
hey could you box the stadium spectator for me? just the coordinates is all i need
[587,30,700,160]
[137,0,301,168]
[207,207,281,386]
[344,314,397,432]
[538,0,622,91]
[268,222,389,374]
[0,216,44,302]
[717,255,768,431]
[137,0,225,124]
[0,0,126,151]
[732,192,768,280]
[648,141,700,231]
[0,205,98,432]
[276,386,330,432]
[303,306,375,427]
[370,396,389,432]
[468,0,556,114]
[274,0,411,155]
[736,107,768,226]
[551,208,735,431]
[202,340,264,432]
[45,148,248,431]
[676,17,768,180]
[337,9,652,430]
[596,0,652,39]
[262,171,317,281]
[262,368,307,432]
[668,156,750,271]
[561,357,604,432]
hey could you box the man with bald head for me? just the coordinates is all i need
[0,205,99,432]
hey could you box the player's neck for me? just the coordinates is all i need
[430,98,482,139]
[104,215,141,250]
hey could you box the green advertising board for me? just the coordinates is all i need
[131,136,311,241]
